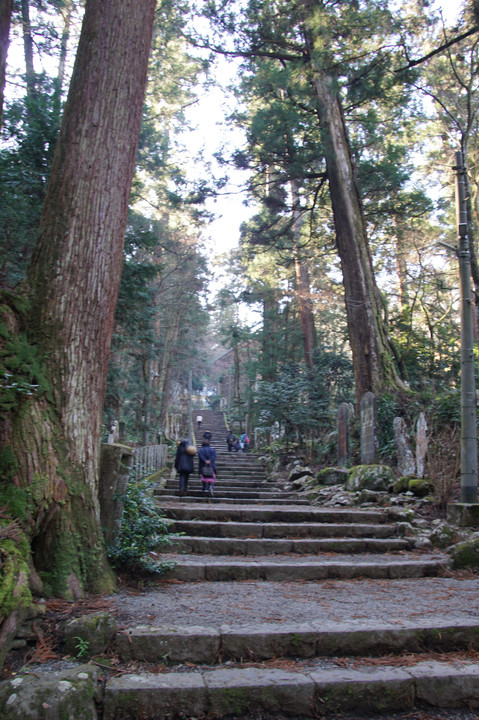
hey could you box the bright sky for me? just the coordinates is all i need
[184,0,465,262]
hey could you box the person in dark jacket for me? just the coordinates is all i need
[197,440,217,496]
[174,439,195,496]
[203,429,212,442]
[226,430,234,452]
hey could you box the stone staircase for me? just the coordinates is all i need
[95,411,479,718]
[7,410,478,719]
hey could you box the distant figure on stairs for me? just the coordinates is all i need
[226,430,234,452]
[174,439,195,497]
[196,414,203,428]
[203,429,212,442]
[198,440,217,497]
[240,433,250,453]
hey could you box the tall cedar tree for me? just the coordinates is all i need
[3,0,157,597]
[201,0,406,401]
[0,0,13,126]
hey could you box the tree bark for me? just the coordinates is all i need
[306,62,404,400]
[290,179,317,370]
[7,0,157,597]
[21,0,35,100]
[0,0,13,128]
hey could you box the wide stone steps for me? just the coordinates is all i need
[159,489,297,501]
[167,519,401,538]
[103,661,479,720]
[157,551,445,581]
[172,536,412,555]
[161,503,389,523]
[114,408,458,717]
[115,618,479,664]
[175,535,410,556]
[157,494,306,505]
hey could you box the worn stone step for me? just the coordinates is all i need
[157,552,446,581]
[157,494,306,505]
[165,481,278,490]
[173,536,411,555]
[161,504,389,524]
[115,618,479,664]
[158,490,296,500]
[102,660,479,720]
[168,519,401,538]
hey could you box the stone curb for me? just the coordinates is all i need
[102,661,479,719]
[115,620,479,664]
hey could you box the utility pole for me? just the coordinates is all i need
[454,151,478,503]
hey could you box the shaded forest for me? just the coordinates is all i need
[1,0,479,652]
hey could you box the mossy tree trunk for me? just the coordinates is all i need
[4,0,157,598]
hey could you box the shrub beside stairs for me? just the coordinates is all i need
[101,411,479,718]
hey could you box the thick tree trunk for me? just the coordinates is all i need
[308,67,403,401]
[6,0,157,597]
[0,0,13,127]
[262,288,279,381]
[290,179,317,370]
[21,0,35,100]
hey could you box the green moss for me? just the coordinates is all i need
[392,477,410,494]
[0,536,32,618]
[408,478,434,497]
[451,539,479,570]
[218,687,249,714]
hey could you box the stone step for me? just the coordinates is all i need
[158,490,296,500]
[165,481,278,490]
[115,618,479,664]
[157,552,446,581]
[102,660,479,720]
[161,503,389,524]
[157,494,306,505]
[173,536,412,554]
[167,519,401,538]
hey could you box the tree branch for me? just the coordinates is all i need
[395,26,479,72]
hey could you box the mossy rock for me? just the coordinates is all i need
[315,468,349,486]
[429,522,457,549]
[450,537,479,570]
[408,477,434,497]
[392,476,411,494]
[63,611,117,657]
[0,664,99,720]
[346,465,395,492]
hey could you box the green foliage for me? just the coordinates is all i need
[0,297,50,419]
[375,393,400,460]
[0,76,61,288]
[106,476,178,575]
[253,348,353,446]
[74,637,90,659]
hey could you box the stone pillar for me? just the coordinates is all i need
[360,392,376,464]
[337,403,351,467]
[99,443,132,547]
[416,412,428,478]
[393,417,415,476]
